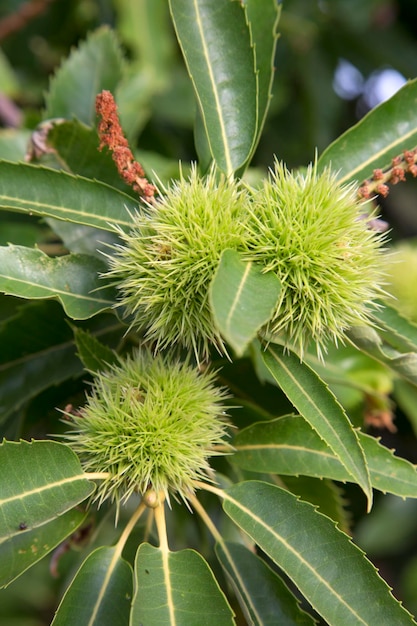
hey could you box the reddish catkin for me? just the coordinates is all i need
[357,147,417,200]
[95,90,155,201]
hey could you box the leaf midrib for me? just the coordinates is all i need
[225,489,368,625]
[192,0,233,175]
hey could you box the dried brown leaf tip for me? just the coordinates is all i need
[358,147,417,199]
[95,90,155,202]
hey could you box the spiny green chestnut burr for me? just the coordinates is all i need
[107,166,250,361]
[107,160,386,361]
[64,350,230,509]
[244,161,387,358]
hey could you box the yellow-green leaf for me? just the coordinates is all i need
[210,250,281,356]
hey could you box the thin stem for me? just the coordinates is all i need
[189,493,258,619]
[188,493,223,544]
[190,490,252,549]
[114,500,147,560]
[144,508,155,543]
[154,501,169,552]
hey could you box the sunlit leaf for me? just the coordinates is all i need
[233,414,417,498]
[0,161,137,231]
[318,78,417,184]
[0,509,86,589]
[262,344,372,508]
[224,481,415,625]
[0,441,94,541]
[0,245,115,319]
[51,547,133,626]
[210,250,281,357]
[132,542,235,625]
[169,0,257,175]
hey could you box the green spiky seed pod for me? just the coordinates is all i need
[106,166,250,361]
[385,240,417,323]
[244,161,387,357]
[64,350,230,509]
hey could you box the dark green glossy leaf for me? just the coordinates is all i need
[216,541,315,625]
[243,0,281,160]
[47,120,136,193]
[0,509,86,589]
[0,302,121,425]
[281,476,349,531]
[169,0,257,175]
[0,219,44,248]
[132,542,234,625]
[0,161,137,231]
[233,415,417,498]
[0,441,94,540]
[210,250,281,356]
[51,547,133,626]
[0,245,116,319]
[224,481,415,625]
[45,27,124,126]
[0,300,81,422]
[73,326,120,373]
[262,344,372,508]
[194,104,213,174]
[318,78,417,185]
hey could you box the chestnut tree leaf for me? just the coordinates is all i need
[0,440,94,542]
[45,27,124,125]
[0,300,82,423]
[216,541,316,625]
[0,245,116,319]
[233,415,417,498]
[223,481,416,625]
[169,0,257,175]
[243,0,281,159]
[73,326,120,374]
[0,508,86,589]
[348,325,417,387]
[210,249,281,357]
[51,547,133,626]
[132,543,235,624]
[0,161,137,231]
[262,344,373,510]
[372,301,417,354]
[318,78,417,185]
